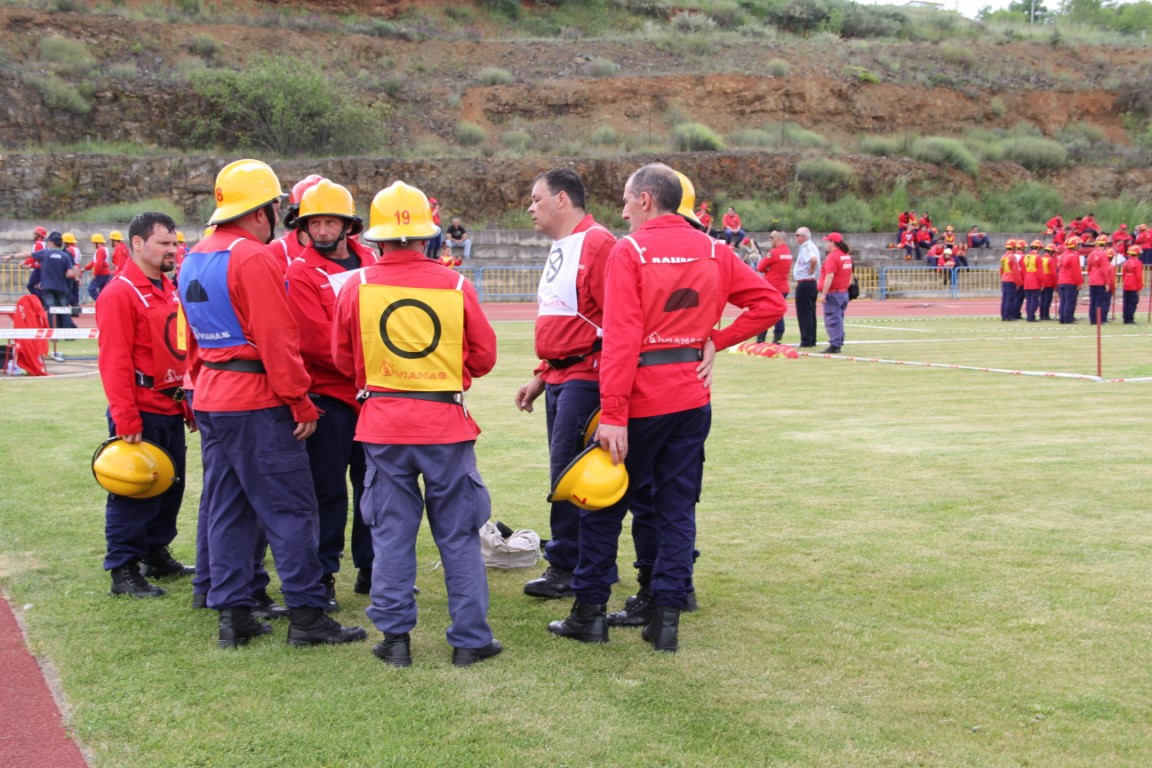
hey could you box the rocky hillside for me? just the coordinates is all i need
[1,1,1150,225]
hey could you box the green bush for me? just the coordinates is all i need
[726,128,774,148]
[107,62,139,80]
[475,66,514,86]
[772,122,829,150]
[795,157,855,197]
[456,121,488,147]
[188,33,220,59]
[845,65,881,84]
[858,135,904,157]
[37,36,95,76]
[911,136,980,175]
[586,58,619,77]
[1055,121,1108,147]
[767,58,790,77]
[500,129,531,152]
[189,54,387,156]
[589,126,619,145]
[24,73,90,115]
[670,11,717,32]
[671,122,724,151]
[999,137,1067,170]
[75,197,183,223]
[981,181,1063,230]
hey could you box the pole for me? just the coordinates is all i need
[1146,265,1151,323]
[1096,306,1103,378]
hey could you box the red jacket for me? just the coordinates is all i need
[285,240,377,409]
[1000,252,1023,286]
[722,212,742,231]
[1057,251,1083,286]
[95,259,185,435]
[756,245,792,295]
[111,242,130,273]
[269,231,310,275]
[1087,249,1113,288]
[599,214,785,425]
[1022,251,1043,290]
[183,224,318,422]
[820,249,854,293]
[1040,253,1058,289]
[1135,229,1152,249]
[331,248,497,445]
[534,215,614,386]
[1122,256,1145,292]
[83,245,110,276]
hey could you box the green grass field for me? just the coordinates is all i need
[1,318,1151,768]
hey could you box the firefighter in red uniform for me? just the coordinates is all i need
[95,212,193,597]
[1039,243,1058,320]
[515,169,615,601]
[1086,235,1113,324]
[109,231,130,274]
[179,159,366,649]
[84,233,112,300]
[548,163,785,653]
[999,240,1020,321]
[1022,240,1044,322]
[284,179,377,609]
[269,174,323,274]
[756,230,792,343]
[331,181,501,667]
[1121,245,1144,324]
[1057,236,1084,324]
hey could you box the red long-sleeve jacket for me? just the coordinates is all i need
[182,224,318,423]
[599,214,785,425]
[331,248,497,445]
[95,259,185,435]
[756,245,792,295]
[1087,249,1113,288]
[285,240,377,409]
[111,242,130,273]
[1122,256,1145,292]
[1057,251,1083,286]
[83,245,110,276]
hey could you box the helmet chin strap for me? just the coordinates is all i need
[313,222,349,256]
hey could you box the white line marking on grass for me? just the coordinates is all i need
[798,350,1152,383]
[847,324,933,332]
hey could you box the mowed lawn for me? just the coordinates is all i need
[1,317,1150,768]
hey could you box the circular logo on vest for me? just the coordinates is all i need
[378,298,441,359]
[164,311,186,362]
[545,247,564,283]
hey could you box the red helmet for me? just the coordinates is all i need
[1030,239,1043,249]
[34,226,47,238]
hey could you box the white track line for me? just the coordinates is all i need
[798,350,1152,383]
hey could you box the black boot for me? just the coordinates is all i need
[191,592,208,609]
[353,567,372,595]
[641,606,680,653]
[372,632,412,667]
[139,546,194,578]
[286,607,367,647]
[218,607,272,649]
[109,562,166,598]
[524,566,573,599]
[607,568,653,627]
[251,589,289,619]
[320,573,339,612]
[548,600,608,643]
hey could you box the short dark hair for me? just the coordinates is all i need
[536,169,586,210]
[629,163,682,215]
[128,212,177,245]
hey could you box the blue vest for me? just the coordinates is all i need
[178,239,251,349]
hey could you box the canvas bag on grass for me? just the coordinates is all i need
[479,521,541,568]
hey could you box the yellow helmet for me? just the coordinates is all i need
[672,170,703,228]
[1095,234,1109,245]
[62,232,77,244]
[176,231,185,243]
[90,233,106,244]
[203,226,215,239]
[109,230,124,241]
[547,442,629,511]
[363,181,440,243]
[298,179,364,235]
[582,406,602,448]
[208,159,284,225]
[91,438,179,499]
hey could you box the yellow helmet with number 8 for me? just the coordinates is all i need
[363,181,440,244]
[208,159,284,225]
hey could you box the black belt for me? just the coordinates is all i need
[359,390,464,406]
[795,278,816,282]
[638,347,703,367]
[546,338,602,371]
[203,359,267,374]
[134,371,185,401]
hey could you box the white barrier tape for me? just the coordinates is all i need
[1,328,99,340]
[800,350,1152,383]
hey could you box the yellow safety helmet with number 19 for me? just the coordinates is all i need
[548,441,629,511]
[208,159,284,225]
[672,170,703,229]
[298,179,364,235]
[91,437,179,499]
[363,181,440,244]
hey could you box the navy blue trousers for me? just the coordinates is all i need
[306,395,372,575]
[362,441,493,650]
[1039,287,1054,320]
[572,405,711,609]
[1013,283,1026,318]
[103,411,186,570]
[1088,286,1111,324]
[1025,289,1040,321]
[195,407,327,610]
[1000,283,1017,320]
[543,379,601,572]
[1058,285,1078,323]
[1123,290,1140,323]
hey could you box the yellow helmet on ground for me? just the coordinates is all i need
[62,232,77,244]
[208,159,284,225]
[298,179,364,235]
[92,438,179,499]
[90,233,106,244]
[672,170,703,228]
[363,181,440,243]
[109,230,123,241]
[547,441,629,511]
